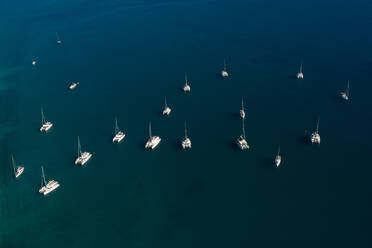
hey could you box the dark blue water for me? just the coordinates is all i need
[1,0,372,247]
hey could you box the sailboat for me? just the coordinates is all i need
[112,117,126,143]
[40,108,53,132]
[182,121,192,149]
[297,60,304,79]
[275,145,281,167]
[183,73,191,92]
[162,97,171,115]
[310,118,321,144]
[236,118,249,150]
[56,32,62,44]
[75,136,92,165]
[69,82,79,90]
[11,155,24,179]
[240,98,245,119]
[39,166,60,195]
[145,122,161,149]
[341,81,350,100]
[221,58,229,78]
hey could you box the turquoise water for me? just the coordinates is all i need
[1,0,372,247]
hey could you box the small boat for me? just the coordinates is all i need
[11,155,24,179]
[310,118,321,144]
[341,81,350,101]
[39,166,60,195]
[112,118,126,143]
[240,98,245,119]
[40,108,53,132]
[297,60,304,79]
[275,145,281,167]
[236,119,249,150]
[69,82,79,90]
[56,32,62,44]
[162,97,171,115]
[183,73,191,92]
[32,60,36,66]
[221,58,229,78]
[75,136,92,165]
[182,121,192,149]
[145,122,161,149]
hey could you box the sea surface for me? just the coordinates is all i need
[1,0,372,247]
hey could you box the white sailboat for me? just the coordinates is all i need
[275,145,281,167]
[39,166,60,195]
[112,118,126,143]
[236,118,249,150]
[11,155,24,179]
[145,122,161,149]
[240,98,245,119]
[162,97,171,115]
[183,73,191,92]
[341,81,350,101]
[75,136,92,165]
[56,32,62,44]
[311,118,321,144]
[40,108,53,132]
[69,82,79,90]
[182,121,192,149]
[221,58,229,78]
[297,60,304,79]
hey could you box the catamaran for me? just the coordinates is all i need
[221,58,229,78]
[69,82,79,90]
[39,166,60,195]
[40,108,53,132]
[341,81,350,101]
[183,73,191,92]
[162,97,171,115]
[240,98,245,119]
[75,136,92,165]
[112,118,126,143]
[297,60,304,79]
[275,145,281,167]
[311,118,321,144]
[56,32,62,44]
[145,122,161,149]
[182,121,192,149]
[236,118,249,150]
[11,155,24,179]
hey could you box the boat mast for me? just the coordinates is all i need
[242,118,246,139]
[316,118,320,133]
[224,58,227,71]
[184,121,188,139]
[185,72,188,86]
[149,122,152,139]
[300,60,303,73]
[115,117,119,134]
[11,155,16,175]
[41,108,45,125]
[277,145,280,156]
[241,98,244,111]
[346,81,350,97]
[41,166,47,187]
[77,136,81,157]
[56,32,60,41]
[164,97,168,109]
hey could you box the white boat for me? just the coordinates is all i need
[162,97,171,115]
[311,118,321,144]
[221,58,229,78]
[341,81,350,100]
[69,82,79,90]
[236,119,249,150]
[40,108,53,132]
[56,32,62,44]
[112,118,126,143]
[183,73,191,92]
[182,121,192,149]
[11,155,24,179]
[275,145,281,167]
[75,136,92,165]
[145,122,161,149]
[32,60,36,66]
[240,98,245,119]
[297,60,304,79]
[39,166,60,195]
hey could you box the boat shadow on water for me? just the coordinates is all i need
[297,133,309,145]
